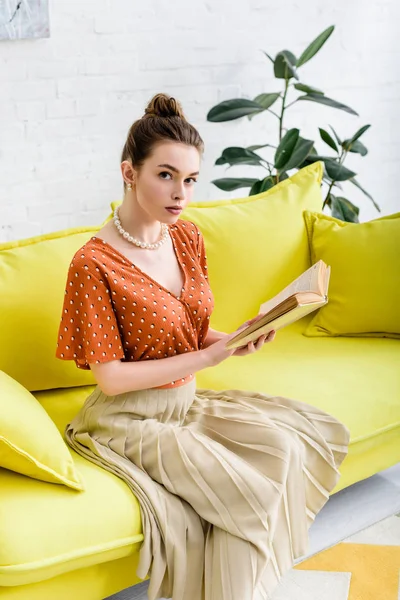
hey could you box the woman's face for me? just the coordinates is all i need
[127,141,201,223]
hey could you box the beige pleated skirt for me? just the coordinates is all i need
[65,377,350,600]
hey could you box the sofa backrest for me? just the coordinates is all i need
[181,162,324,333]
[0,162,323,393]
[0,227,99,391]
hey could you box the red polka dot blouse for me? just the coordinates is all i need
[56,219,215,389]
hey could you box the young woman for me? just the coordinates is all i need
[56,93,350,600]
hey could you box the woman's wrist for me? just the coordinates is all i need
[201,327,227,349]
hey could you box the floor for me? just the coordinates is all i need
[106,461,400,600]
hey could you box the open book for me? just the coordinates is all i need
[225,260,331,350]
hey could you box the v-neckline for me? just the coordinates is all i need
[91,224,187,302]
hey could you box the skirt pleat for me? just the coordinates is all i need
[65,377,350,600]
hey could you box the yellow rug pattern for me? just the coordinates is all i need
[273,513,400,599]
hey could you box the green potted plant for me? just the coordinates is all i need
[207,25,380,223]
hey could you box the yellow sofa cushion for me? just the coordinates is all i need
[0,226,100,392]
[0,386,144,587]
[0,371,84,491]
[110,161,324,332]
[0,555,144,600]
[303,210,400,338]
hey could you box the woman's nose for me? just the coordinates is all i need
[173,183,185,200]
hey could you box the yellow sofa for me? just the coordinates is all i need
[1,162,399,600]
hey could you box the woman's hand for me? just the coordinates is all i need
[230,313,276,356]
[201,314,276,368]
[231,329,276,357]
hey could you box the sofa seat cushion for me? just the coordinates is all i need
[0,388,143,587]
[2,326,399,586]
[196,314,400,491]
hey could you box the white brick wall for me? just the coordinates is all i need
[0,0,399,242]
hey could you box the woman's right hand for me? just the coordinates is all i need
[201,332,238,368]
[202,316,269,368]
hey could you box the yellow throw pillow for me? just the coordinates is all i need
[0,370,84,490]
[303,210,400,338]
[109,162,324,331]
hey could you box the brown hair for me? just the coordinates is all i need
[120,93,204,191]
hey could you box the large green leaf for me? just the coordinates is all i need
[329,125,343,145]
[215,147,264,167]
[278,171,289,182]
[248,92,281,121]
[322,176,343,190]
[253,92,281,109]
[279,137,314,171]
[249,176,276,195]
[274,50,299,80]
[211,177,259,192]
[297,153,332,169]
[274,128,299,169]
[319,128,338,152]
[247,143,275,152]
[296,25,335,68]
[294,83,324,95]
[324,159,357,181]
[347,124,371,145]
[297,94,358,116]
[343,140,368,156]
[330,195,360,223]
[341,125,370,154]
[207,99,264,122]
[348,178,381,212]
[297,155,321,168]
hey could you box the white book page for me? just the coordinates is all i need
[258,260,325,316]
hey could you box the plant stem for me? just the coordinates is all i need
[267,109,280,119]
[260,159,273,176]
[322,150,347,209]
[323,179,335,210]
[279,79,290,142]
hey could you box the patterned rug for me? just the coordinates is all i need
[273,512,400,599]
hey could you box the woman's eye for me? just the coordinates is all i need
[159,172,197,184]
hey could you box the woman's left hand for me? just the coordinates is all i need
[231,329,276,357]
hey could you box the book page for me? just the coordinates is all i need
[258,260,325,316]
[226,297,328,350]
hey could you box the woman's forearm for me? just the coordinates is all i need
[91,349,212,396]
[91,328,228,395]
[201,327,227,349]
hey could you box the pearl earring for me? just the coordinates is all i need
[127,183,132,191]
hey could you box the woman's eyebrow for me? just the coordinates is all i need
[157,163,199,176]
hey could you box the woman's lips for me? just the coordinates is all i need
[165,207,182,215]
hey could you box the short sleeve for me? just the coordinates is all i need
[56,253,125,370]
[192,222,209,281]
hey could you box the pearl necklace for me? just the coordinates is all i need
[113,206,169,250]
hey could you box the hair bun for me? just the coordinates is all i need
[144,93,186,119]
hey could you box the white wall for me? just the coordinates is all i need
[1,0,399,242]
